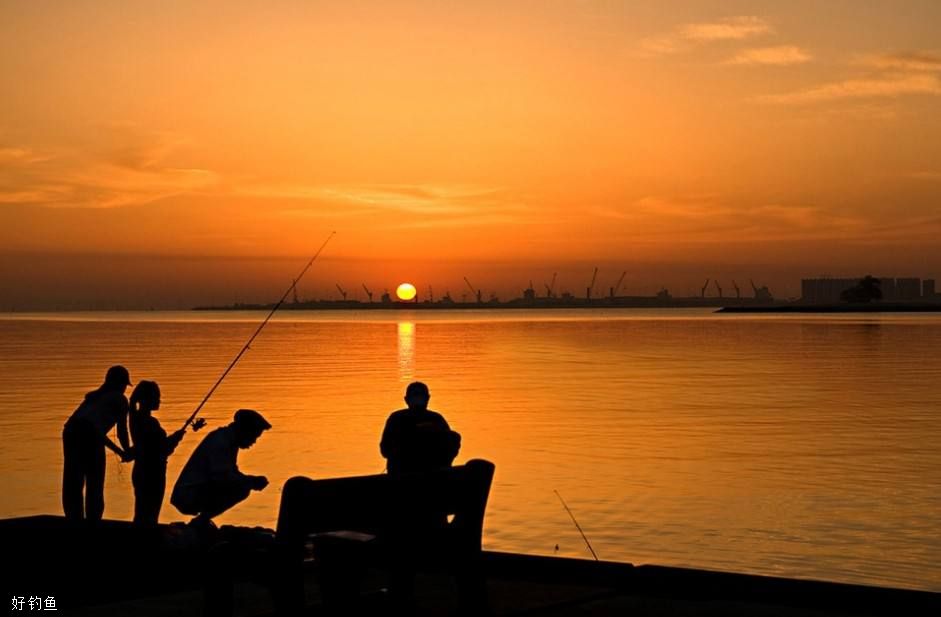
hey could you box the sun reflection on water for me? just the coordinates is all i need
[397,321,415,380]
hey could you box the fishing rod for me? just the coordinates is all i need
[554,489,599,561]
[180,230,336,433]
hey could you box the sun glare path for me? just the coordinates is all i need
[396,283,417,301]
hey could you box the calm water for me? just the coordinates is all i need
[1,309,939,591]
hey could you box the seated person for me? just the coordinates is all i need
[170,409,270,527]
[380,382,461,475]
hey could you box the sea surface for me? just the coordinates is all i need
[0,309,939,591]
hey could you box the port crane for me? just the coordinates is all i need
[610,271,626,298]
[701,279,710,298]
[362,284,373,303]
[587,267,599,300]
[335,283,347,301]
[292,279,300,304]
[714,280,723,299]
[750,279,774,302]
[732,280,741,300]
[544,272,557,298]
[464,277,483,303]
[524,280,536,301]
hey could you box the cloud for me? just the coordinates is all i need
[592,195,871,242]
[727,46,811,66]
[864,51,941,72]
[640,16,771,55]
[0,147,52,165]
[757,73,941,105]
[240,182,535,228]
[0,129,217,208]
[905,170,941,181]
[681,16,772,42]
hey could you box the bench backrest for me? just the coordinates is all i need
[276,459,495,552]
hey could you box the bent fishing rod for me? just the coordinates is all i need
[179,230,336,433]
[554,489,599,561]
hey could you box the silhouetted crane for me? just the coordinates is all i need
[362,283,373,303]
[714,280,723,299]
[732,280,741,299]
[610,271,626,298]
[524,280,536,301]
[587,267,599,300]
[464,277,482,303]
[750,279,774,302]
[701,279,710,298]
[545,272,557,298]
[292,279,299,304]
[335,283,347,301]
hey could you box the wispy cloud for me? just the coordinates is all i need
[681,16,771,42]
[592,195,870,242]
[0,147,52,164]
[905,170,941,181]
[757,73,941,105]
[241,182,535,227]
[0,128,217,208]
[863,51,941,72]
[727,46,811,66]
[640,16,771,55]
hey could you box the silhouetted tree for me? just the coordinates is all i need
[840,275,882,303]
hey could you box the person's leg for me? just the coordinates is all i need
[199,480,252,520]
[62,427,85,521]
[85,444,106,522]
[133,466,166,527]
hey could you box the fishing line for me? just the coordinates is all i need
[180,230,336,433]
[554,489,599,561]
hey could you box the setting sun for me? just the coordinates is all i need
[396,283,417,301]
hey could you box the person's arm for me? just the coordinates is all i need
[164,429,185,457]
[116,402,131,453]
[379,416,398,460]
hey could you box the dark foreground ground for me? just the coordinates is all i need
[61,554,941,617]
[4,516,938,617]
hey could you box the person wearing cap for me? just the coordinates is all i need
[170,409,271,527]
[380,382,461,475]
[62,365,134,522]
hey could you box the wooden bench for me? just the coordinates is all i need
[275,458,495,614]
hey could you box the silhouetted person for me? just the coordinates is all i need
[62,365,134,522]
[170,409,270,528]
[129,381,186,527]
[380,382,461,475]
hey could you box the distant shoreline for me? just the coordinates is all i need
[194,298,767,311]
[717,303,941,313]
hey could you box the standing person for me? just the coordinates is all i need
[62,365,134,522]
[170,409,271,529]
[380,382,461,475]
[129,380,186,527]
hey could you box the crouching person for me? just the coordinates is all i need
[170,409,271,530]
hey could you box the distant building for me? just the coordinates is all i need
[801,278,862,304]
[880,278,897,301]
[896,278,921,301]
[801,276,931,303]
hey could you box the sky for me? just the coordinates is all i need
[1,0,940,309]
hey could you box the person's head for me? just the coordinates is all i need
[404,381,430,410]
[130,380,161,414]
[104,365,132,393]
[232,408,271,448]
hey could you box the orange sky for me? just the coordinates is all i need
[2,1,940,308]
